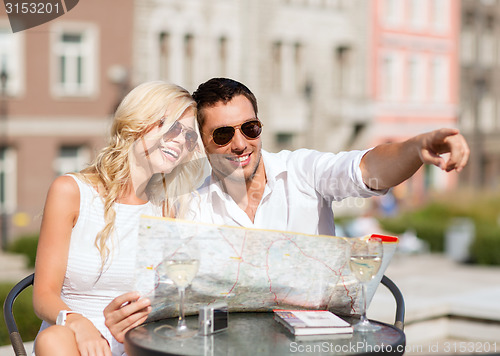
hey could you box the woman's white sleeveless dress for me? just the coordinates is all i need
[35,174,162,356]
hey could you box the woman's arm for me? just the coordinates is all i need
[33,175,111,355]
[33,175,79,322]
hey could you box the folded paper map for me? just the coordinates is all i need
[134,216,398,322]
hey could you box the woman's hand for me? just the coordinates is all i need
[66,314,111,356]
[103,292,151,343]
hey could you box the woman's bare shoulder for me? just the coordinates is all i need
[46,175,80,200]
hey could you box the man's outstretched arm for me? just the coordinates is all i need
[360,128,470,191]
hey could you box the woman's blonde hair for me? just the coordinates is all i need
[77,81,205,270]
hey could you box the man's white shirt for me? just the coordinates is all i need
[187,149,386,236]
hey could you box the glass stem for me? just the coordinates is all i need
[360,282,368,324]
[177,287,187,330]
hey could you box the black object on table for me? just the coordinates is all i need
[125,312,406,356]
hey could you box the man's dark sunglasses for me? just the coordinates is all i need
[210,119,263,146]
[162,120,198,152]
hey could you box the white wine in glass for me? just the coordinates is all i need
[164,259,200,289]
[349,237,383,332]
[162,242,200,338]
[349,255,382,283]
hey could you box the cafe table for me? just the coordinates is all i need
[124,312,406,356]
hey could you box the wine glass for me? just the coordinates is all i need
[162,240,200,338]
[349,236,383,332]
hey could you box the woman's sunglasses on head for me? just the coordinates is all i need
[211,119,263,147]
[161,119,198,152]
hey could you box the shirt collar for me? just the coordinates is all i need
[204,149,287,201]
[260,149,287,191]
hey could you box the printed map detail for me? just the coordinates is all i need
[135,216,398,322]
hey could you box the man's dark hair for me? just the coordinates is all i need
[192,78,258,128]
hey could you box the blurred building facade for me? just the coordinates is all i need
[459,0,500,190]
[0,0,134,244]
[0,0,465,243]
[368,0,461,204]
[133,0,372,154]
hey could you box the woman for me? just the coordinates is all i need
[32,81,205,356]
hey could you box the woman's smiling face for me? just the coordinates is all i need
[135,108,197,175]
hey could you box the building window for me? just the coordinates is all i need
[275,133,294,149]
[461,11,477,65]
[0,147,17,214]
[380,53,402,100]
[184,34,194,88]
[0,27,23,96]
[409,0,426,30]
[480,94,496,131]
[430,56,449,102]
[459,106,474,132]
[219,36,228,76]
[159,32,170,81]
[430,0,450,32]
[272,41,282,91]
[293,42,304,93]
[55,145,89,176]
[407,55,425,101]
[383,0,403,27]
[51,24,97,97]
[335,46,352,96]
[480,16,496,66]
[461,29,475,66]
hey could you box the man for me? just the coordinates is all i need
[187,77,469,235]
[103,77,470,342]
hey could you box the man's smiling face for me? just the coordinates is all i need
[200,95,263,183]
